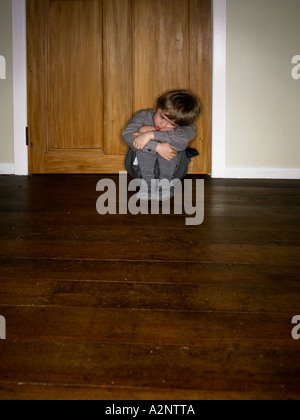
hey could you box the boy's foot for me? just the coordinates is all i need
[136,179,177,202]
[159,179,175,201]
[136,181,159,202]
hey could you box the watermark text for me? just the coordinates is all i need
[0,315,6,339]
[292,55,300,80]
[292,316,300,340]
[96,172,204,226]
[0,55,6,80]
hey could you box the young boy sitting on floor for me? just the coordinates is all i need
[122,90,201,201]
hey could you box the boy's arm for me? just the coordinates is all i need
[133,124,196,155]
[133,135,177,160]
[122,110,159,155]
[122,110,197,154]
[153,125,197,152]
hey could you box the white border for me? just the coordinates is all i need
[211,0,227,178]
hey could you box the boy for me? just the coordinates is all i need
[122,90,201,201]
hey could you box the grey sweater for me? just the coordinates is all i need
[122,109,197,155]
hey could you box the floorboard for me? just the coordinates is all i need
[0,175,300,400]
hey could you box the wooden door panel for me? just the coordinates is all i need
[27,0,48,174]
[27,0,212,174]
[103,0,132,156]
[49,0,103,150]
[189,0,212,174]
[133,0,190,112]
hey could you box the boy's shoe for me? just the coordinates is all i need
[150,180,159,201]
[136,180,159,202]
[159,179,175,202]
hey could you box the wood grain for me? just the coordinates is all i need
[0,175,299,400]
[49,0,103,149]
[103,0,132,156]
[133,0,190,111]
[189,0,212,174]
[27,0,212,174]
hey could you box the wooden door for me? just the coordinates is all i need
[27,0,211,174]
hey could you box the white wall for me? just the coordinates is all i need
[0,0,14,170]
[225,0,300,178]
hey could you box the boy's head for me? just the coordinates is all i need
[155,90,201,130]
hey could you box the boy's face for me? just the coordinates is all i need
[154,109,178,132]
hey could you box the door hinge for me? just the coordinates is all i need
[26,127,29,146]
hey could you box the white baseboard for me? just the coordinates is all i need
[0,164,15,175]
[1,163,299,179]
[223,167,300,180]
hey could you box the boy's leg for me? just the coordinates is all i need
[125,148,141,179]
[135,150,158,199]
[157,153,180,181]
[135,150,157,186]
[174,151,191,180]
[157,154,181,201]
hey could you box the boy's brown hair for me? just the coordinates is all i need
[156,90,201,126]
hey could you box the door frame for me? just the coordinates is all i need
[12,0,227,177]
[12,0,28,175]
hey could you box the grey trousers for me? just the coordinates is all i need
[135,150,180,186]
[125,148,191,182]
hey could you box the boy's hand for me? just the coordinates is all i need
[156,143,178,161]
[133,132,154,150]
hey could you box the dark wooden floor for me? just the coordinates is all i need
[0,175,300,400]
